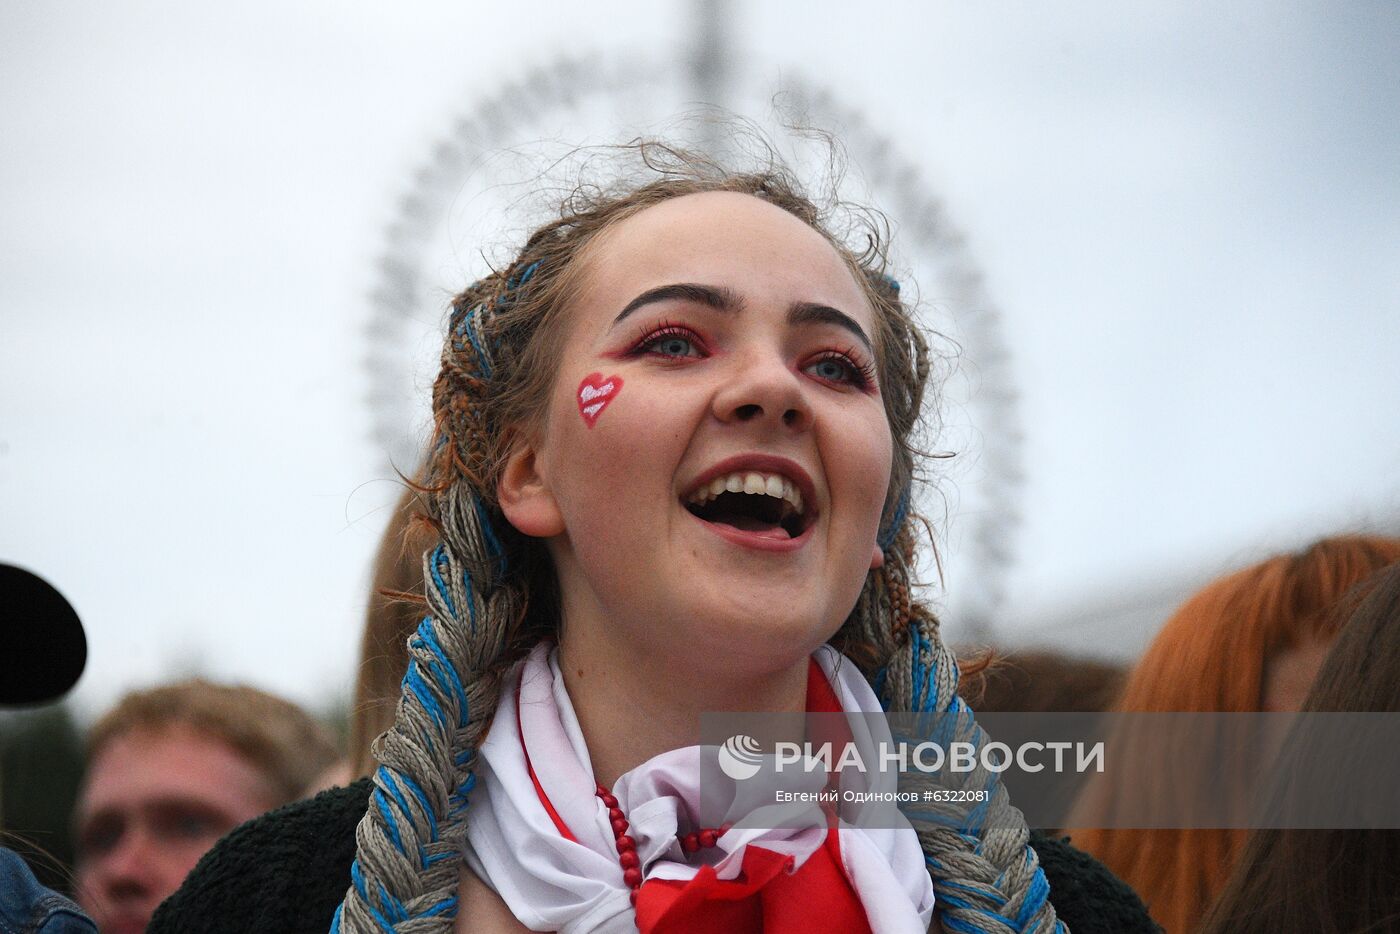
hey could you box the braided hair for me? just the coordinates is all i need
[333,142,1065,933]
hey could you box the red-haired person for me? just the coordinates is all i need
[1070,535,1400,934]
[1201,561,1400,933]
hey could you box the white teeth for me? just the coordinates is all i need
[785,482,804,516]
[685,470,807,518]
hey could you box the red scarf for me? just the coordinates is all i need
[527,660,874,934]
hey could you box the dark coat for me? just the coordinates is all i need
[151,779,1158,933]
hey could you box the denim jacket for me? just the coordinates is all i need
[0,848,96,934]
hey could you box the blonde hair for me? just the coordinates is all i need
[350,486,435,778]
[89,678,341,804]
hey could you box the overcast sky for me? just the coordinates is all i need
[3,0,1398,718]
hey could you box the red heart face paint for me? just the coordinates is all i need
[576,372,622,428]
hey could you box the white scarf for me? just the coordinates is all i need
[463,643,935,933]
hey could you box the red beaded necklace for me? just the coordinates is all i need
[595,782,730,907]
[523,659,846,920]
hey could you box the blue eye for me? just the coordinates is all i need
[804,352,875,388]
[635,326,706,359]
[651,335,699,357]
[810,358,851,382]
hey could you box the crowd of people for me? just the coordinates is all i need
[3,137,1398,933]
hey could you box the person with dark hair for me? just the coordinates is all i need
[154,138,1155,934]
[1199,560,1400,933]
[959,651,1126,714]
[1069,535,1400,934]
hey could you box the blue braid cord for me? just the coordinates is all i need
[877,485,911,551]
[462,569,477,632]
[335,602,481,930]
[940,912,1002,934]
[449,260,541,378]
[453,260,539,374]
[411,618,469,728]
[428,546,456,619]
[376,881,407,925]
[935,896,1013,931]
[909,666,1056,932]
[461,305,492,379]
[472,494,506,564]
[403,661,448,733]
[350,861,401,933]
[471,494,509,586]
[449,771,476,818]
[417,898,459,918]
[937,879,1004,901]
[872,666,890,710]
[885,615,1062,931]
[449,304,470,339]
[1014,858,1051,929]
[505,260,540,292]
[909,624,933,712]
[928,855,1058,934]
[376,766,440,850]
[336,270,532,934]
[379,778,416,841]
[374,788,404,854]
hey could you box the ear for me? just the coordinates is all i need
[497,434,566,538]
[870,542,885,570]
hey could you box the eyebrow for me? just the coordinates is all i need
[612,282,873,351]
[788,302,873,352]
[76,796,243,831]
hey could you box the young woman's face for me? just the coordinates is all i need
[503,191,893,672]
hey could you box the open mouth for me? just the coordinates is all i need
[683,470,813,540]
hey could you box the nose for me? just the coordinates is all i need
[93,827,158,900]
[711,348,812,432]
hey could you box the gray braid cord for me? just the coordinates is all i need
[334,280,520,932]
[857,537,1066,934]
[335,483,515,933]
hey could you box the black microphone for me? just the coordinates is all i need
[0,564,86,705]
